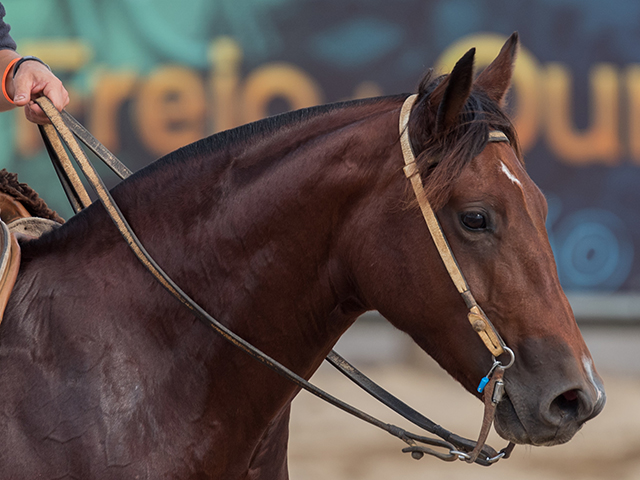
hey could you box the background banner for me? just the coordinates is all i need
[2,0,640,294]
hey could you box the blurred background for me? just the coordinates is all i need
[2,0,639,478]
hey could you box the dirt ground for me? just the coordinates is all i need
[288,325,640,480]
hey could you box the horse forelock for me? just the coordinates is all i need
[407,70,522,211]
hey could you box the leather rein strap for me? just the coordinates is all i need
[35,95,513,466]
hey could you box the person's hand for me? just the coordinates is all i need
[10,60,69,124]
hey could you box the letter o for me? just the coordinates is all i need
[242,63,323,124]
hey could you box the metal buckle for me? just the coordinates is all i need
[487,451,506,464]
[500,346,516,369]
[491,379,505,405]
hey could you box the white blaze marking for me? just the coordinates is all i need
[583,356,604,403]
[499,161,522,187]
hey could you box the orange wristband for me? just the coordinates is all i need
[2,57,21,104]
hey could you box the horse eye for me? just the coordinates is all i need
[460,212,487,230]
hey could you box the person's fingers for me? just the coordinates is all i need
[12,62,69,111]
[42,81,69,112]
[24,102,50,125]
[11,65,42,106]
[11,75,32,107]
[23,83,69,124]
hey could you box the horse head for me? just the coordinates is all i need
[351,33,605,447]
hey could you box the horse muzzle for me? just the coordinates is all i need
[493,354,606,446]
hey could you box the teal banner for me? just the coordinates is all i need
[2,0,640,292]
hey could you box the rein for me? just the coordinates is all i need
[34,95,515,466]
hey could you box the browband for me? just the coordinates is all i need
[488,130,509,143]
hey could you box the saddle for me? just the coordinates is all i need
[0,191,61,324]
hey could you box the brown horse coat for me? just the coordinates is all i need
[0,34,603,479]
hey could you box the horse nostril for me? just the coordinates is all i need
[562,389,579,403]
[550,389,581,420]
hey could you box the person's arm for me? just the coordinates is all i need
[0,3,69,124]
[0,48,20,111]
[0,2,18,113]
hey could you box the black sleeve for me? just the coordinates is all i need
[0,3,17,51]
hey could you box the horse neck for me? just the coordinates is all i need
[14,98,404,418]
[164,99,405,374]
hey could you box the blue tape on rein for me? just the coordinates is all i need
[477,376,490,393]
[477,358,502,393]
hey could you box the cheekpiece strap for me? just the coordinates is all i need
[399,94,508,358]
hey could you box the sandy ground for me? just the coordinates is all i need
[288,324,640,480]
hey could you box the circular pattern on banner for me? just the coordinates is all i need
[555,209,633,290]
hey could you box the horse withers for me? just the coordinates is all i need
[0,33,604,478]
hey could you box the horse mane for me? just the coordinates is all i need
[408,69,522,211]
[143,95,406,177]
[20,95,405,256]
[0,169,64,223]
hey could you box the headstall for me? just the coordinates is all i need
[398,93,516,462]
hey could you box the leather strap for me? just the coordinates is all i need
[326,351,504,465]
[399,94,508,358]
[39,123,92,213]
[467,366,505,463]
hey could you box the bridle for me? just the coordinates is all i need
[399,93,517,461]
[34,95,516,466]
[400,94,515,371]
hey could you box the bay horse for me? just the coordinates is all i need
[0,33,604,478]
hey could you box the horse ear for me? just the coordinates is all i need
[474,32,519,106]
[432,48,475,134]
